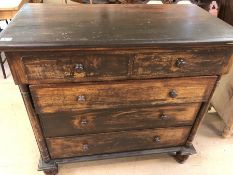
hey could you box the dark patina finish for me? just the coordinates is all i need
[0,4,232,175]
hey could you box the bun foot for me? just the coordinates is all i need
[43,168,58,175]
[173,152,190,164]
[222,126,233,138]
[38,158,58,175]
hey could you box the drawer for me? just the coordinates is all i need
[21,52,130,83]
[46,127,191,159]
[41,103,200,137]
[30,76,217,114]
[132,50,226,78]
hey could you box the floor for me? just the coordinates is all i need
[0,59,233,175]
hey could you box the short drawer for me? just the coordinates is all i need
[41,103,200,137]
[21,52,130,83]
[46,127,191,159]
[132,50,226,78]
[30,76,216,114]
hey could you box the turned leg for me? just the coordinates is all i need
[173,152,190,164]
[38,158,58,175]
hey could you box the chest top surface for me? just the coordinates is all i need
[0,4,233,50]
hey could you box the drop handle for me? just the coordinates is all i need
[169,89,178,98]
[153,136,161,143]
[175,58,186,68]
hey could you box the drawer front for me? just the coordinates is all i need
[13,49,227,84]
[132,50,226,78]
[22,52,130,83]
[41,103,200,137]
[30,76,216,114]
[47,127,191,159]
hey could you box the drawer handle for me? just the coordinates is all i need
[169,89,177,98]
[75,63,84,71]
[83,144,89,151]
[153,136,161,143]
[65,64,85,78]
[160,114,168,120]
[175,58,186,68]
[81,119,88,126]
[77,95,86,102]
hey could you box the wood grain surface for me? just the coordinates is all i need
[22,52,130,83]
[132,50,227,77]
[30,76,217,114]
[41,103,200,137]
[2,2,233,172]
[47,126,191,159]
[0,4,233,51]
[16,48,227,84]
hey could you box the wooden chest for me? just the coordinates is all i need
[0,4,233,175]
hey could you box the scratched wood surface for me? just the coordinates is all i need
[30,76,217,114]
[41,103,200,137]
[47,126,191,159]
[2,4,233,173]
[0,4,233,51]
[21,51,130,83]
[7,48,227,84]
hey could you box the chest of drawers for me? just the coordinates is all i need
[0,4,233,175]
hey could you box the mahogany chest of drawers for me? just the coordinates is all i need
[0,4,233,175]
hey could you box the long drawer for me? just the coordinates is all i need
[46,127,191,159]
[41,103,200,137]
[18,49,226,84]
[30,76,216,114]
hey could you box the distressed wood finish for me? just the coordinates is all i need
[18,85,51,162]
[30,77,216,114]
[41,103,200,137]
[5,52,28,84]
[4,47,232,84]
[133,50,227,77]
[47,127,191,159]
[38,144,196,174]
[21,52,131,83]
[1,4,233,175]
[1,4,233,51]
[11,48,228,84]
[186,76,220,146]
